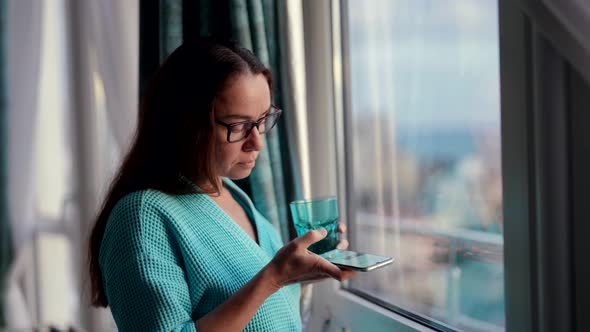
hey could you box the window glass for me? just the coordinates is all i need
[344,1,504,331]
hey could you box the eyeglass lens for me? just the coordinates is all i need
[229,112,280,142]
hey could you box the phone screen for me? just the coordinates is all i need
[320,249,393,271]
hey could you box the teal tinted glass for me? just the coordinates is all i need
[290,197,339,254]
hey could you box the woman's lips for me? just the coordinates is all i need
[239,160,256,168]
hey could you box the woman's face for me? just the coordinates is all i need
[213,73,271,180]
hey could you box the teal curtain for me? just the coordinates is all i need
[139,0,301,243]
[0,0,13,325]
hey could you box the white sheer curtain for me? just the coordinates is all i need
[87,0,139,152]
[5,0,43,328]
[66,1,138,331]
[6,0,43,259]
[70,1,138,331]
[4,0,138,330]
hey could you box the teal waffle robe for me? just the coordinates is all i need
[99,178,302,331]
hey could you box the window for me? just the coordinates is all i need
[343,1,504,331]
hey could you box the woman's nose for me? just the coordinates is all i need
[243,127,264,151]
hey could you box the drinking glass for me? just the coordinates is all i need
[290,196,339,254]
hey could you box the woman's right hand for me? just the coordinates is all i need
[265,229,353,289]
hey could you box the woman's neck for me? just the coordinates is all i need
[199,177,225,197]
[186,175,224,195]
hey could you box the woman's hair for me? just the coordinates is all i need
[88,36,272,307]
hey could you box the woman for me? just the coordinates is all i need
[87,37,354,331]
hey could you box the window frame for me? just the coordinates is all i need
[500,0,590,331]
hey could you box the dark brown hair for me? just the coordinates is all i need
[88,37,272,307]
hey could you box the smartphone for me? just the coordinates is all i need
[320,249,394,272]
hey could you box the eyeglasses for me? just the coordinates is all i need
[215,106,283,143]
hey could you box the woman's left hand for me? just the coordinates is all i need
[335,222,349,250]
[299,222,356,288]
[335,222,356,280]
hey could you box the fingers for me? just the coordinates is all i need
[314,256,342,281]
[294,229,327,248]
[337,222,347,234]
[300,275,331,283]
[340,270,358,281]
[336,239,349,250]
[301,266,358,284]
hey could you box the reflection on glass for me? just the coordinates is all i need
[345,1,504,331]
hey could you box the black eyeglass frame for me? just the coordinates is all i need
[214,105,283,143]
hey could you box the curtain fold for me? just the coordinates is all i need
[67,1,139,330]
[3,0,44,327]
[139,0,301,243]
[87,0,139,152]
[3,0,138,329]
[0,0,12,325]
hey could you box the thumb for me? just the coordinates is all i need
[295,229,327,248]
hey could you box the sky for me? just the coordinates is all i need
[347,0,501,131]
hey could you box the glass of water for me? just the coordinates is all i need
[290,196,339,254]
